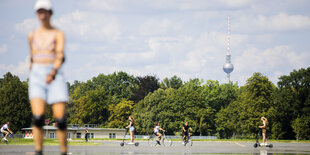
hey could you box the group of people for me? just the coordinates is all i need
[1,0,267,154]
[123,116,268,146]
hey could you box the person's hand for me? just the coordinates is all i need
[46,69,57,84]
[46,74,54,83]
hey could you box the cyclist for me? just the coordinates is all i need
[1,122,13,141]
[259,117,268,146]
[153,122,165,145]
[182,122,192,144]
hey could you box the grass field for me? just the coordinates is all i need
[0,138,100,145]
[1,138,309,145]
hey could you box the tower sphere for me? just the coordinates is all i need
[223,63,234,74]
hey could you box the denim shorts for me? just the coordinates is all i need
[28,63,68,104]
[129,126,135,132]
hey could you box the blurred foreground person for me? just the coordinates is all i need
[28,0,68,154]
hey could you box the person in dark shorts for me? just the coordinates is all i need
[259,117,268,146]
[182,122,192,144]
[125,116,135,144]
[84,128,88,142]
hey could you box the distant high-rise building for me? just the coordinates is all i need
[223,16,234,83]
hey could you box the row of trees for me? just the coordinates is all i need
[0,67,309,139]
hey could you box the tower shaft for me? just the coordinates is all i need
[223,16,234,83]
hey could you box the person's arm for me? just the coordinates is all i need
[262,121,266,128]
[28,32,33,70]
[182,126,185,132]
[46,30,65,84]
[259,122,266,128]
[189,127,193,132]
[159,127,165,132]
[126,122,132,128]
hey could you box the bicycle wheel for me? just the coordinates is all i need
[8,134,15,144]
[162,136,172,147]
[148,135,157,147]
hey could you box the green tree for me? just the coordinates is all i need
[108,99,134,128]
[67,72,137,125]
[160,75,183,89]
[291,115,310,140]
[0,72,32,131]
[216,73,275,138]
[274,67,310,139]
[133,78,215,136]
[131,75,160,103]
[70,86,111,124]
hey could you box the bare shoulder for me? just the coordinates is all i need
[55,29,65,38]
[28,30,35,41]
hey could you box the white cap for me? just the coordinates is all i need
[34,0,52,11]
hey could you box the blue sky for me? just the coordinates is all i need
[0,0,310,86]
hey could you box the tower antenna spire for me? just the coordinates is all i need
[223,16,234,83]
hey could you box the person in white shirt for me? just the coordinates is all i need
[153,122,165,145]
[1,122,13,141]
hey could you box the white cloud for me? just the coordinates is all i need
[234,45,310,84]
[53,11,121,42]
[0,44,8,55]
[257,13,310,31]
[140,19,183,36]
[14,11,121,42]
[0,57,30,80]
[78,0,121,11]
[77,0,252,12]
[150,0,252,11]
[15,18,38,34]
[235,13,310,32]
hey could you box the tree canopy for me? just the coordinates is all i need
[1,67,309,140]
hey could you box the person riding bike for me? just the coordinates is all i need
[153,122,165,145]
[182,122,192,144]
[1,122,13,142]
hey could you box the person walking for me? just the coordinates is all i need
[84,128,89,142]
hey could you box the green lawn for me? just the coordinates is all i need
[1,138,309,145]
[0,138,100,145]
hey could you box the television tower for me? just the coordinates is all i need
[223,16,234,83]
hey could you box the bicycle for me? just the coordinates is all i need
[183,134,193,146]
[148,131,172,147]
[1,133,14,144]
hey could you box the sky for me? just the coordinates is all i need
[0,0,310,86]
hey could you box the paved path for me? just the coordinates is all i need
[0,141,310,154]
